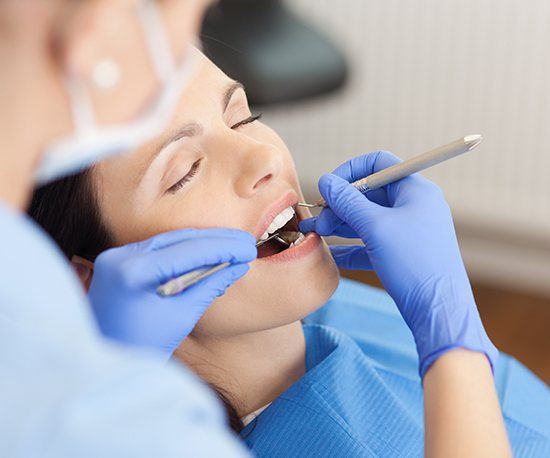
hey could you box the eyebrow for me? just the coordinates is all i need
[159,122,203,151]
[137,81,246,185]
[157,81,244,153]
[223,81,245,112]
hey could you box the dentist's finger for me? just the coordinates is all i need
[300,212,359,238]
[331,151,401,207]
[161,264,251,348]
[315,207,346,235]
[176,263,251,303]
[329,245,373,270]
[331,151,401,181]
[122,238,257,286]
[140,228,256,251]
[298,217,317,234]
[319,174,385,230]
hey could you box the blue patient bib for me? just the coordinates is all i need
[240,279,550,458]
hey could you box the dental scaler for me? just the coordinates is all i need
[297,134,483,208]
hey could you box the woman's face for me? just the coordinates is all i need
[94,49,339,337]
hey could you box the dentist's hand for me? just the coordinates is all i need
[88,228,257,360]
[300,152,497,378]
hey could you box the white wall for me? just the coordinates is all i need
[261,0,550,295]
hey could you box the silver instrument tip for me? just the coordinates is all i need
[256,232,291,247]
[464,134,483,150]
[274,235,290,247]
[297,202,321,208]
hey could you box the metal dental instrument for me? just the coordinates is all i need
[297,134,483,209]
[157,232,289,297]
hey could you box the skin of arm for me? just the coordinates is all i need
[423,349,512,458]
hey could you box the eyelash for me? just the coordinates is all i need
[230,113,262,129]
[166,159,202,194]
[166,113,262,195]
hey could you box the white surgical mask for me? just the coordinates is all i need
[35,0,198,185]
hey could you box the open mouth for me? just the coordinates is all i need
[257,205,306,259]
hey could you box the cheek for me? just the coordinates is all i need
[121,192,254,248]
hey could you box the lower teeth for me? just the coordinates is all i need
[278,231,305,247]
[291,234,306,247]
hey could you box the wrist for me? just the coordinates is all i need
[406,297,498,379]
[424,348,492,380]
[420,341,498,380]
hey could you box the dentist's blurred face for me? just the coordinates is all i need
[93,49,340,337]
[51,0,214,125]
[0,0,212,207]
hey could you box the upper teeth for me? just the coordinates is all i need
[260,206,295,240]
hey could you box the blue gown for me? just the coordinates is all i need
[240,279,550,457]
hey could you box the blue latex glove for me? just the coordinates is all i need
[88,228,257,360]
[300,151,498,378]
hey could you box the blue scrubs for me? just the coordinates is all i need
[0,204,248,457]
[241,279,550,457]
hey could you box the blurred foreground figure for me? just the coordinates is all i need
[0,1,250,456]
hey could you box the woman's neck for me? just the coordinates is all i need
[175,320,306,417]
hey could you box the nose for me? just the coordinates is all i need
[234,141,283,198]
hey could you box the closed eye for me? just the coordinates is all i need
[231,113,262,130]
[166,159,202,194]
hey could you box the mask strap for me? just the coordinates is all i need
[64,0,174,136]
[36,2,199,185]
[137,0,176,82]
[65,78,96,135]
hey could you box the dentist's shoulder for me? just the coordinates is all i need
[0,202,250,457]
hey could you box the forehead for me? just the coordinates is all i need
[173,49,233,120]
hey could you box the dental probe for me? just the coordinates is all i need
[297,134,483,209]
[157,233,289,297]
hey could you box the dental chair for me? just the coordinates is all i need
[201,0,348,106]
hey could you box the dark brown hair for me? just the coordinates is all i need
[28,169,244,432]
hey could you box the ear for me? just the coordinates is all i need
[71,255,94,291]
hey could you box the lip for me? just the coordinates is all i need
[254,189,299,239]
[256,232,321,264]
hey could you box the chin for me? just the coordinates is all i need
[193,238,340,338]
